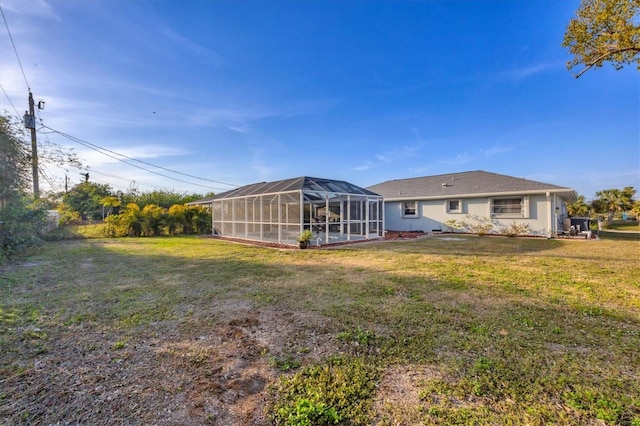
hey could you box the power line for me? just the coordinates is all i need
[0,83,21,117]
[1,5,227,196]
[81,171,205,194]
[75,170,131,192]
[88,168,137,183]
[38,165,59,193]
[0,4,30,91]
[41,125,238,188]
[0,7,234,195]
[88,168,193,192]
[40,166,192,194]
[41,125,234,192]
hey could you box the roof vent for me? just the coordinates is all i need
[442,182,450,187]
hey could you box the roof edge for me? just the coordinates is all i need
[383,188,576,202]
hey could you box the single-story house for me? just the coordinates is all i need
[190,176,384,246]
[366,170,577,237]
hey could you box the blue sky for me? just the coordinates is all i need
[1,0,638,199]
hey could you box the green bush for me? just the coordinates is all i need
[104,203,142,237]
[103,203,211,238]
[280,397,340,425]
[0,205,47,263]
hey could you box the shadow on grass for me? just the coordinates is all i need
[598,230,640,241]
[355,234,565,256]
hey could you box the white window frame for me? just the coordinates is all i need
[402,201,418,218]
[447,199,463,214]
[490,196,529,218]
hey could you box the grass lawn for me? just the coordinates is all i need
[600,221,640,241]
[1,235,639,425]
[607,220,639,231]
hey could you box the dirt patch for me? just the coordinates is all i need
[0,303,339,425]
[374,364,442,424]
[147,306,338,425]
[80,257,95,269]
[384,231,429,240]
[0,260,52,273]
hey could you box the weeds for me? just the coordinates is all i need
[270,357,380,426]
[270,354,301,372]
[336,327,376,346]
[111,340,127,350]
[499,220,532,237]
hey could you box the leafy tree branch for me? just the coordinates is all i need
[563,0,640,78]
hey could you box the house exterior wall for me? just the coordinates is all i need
[384,193,557,236]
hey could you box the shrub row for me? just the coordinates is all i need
[104,203,211,237]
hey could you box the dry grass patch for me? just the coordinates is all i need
[374,364,443,425]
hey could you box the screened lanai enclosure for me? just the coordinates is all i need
[195,177,384,246]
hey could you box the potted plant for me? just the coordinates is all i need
[297,229,313,249]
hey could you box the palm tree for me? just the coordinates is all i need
[101,196,121,218]
[141,204,166,236]
[167,204,188,235]
[594,187,636,222]
[631,201,640,220]
[566,195,589,217]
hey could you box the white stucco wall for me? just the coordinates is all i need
[384,194,557,236]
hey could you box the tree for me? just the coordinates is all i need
[563,0,640,78]
[2,111,82,260]
[133,190,203,209]
[105,202,209,237]
[0,116,30,208]
[566,195,590,217]
[61,181,115,220]
[188,205,211,234]
[631,200,640,219]
[140,204,166,236]
[167,204,187,235]
[0,116,46,261]
[592,187,636,218]
[100,196,121,217]
[104,202,142,237]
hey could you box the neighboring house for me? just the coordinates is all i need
[190,176,383,246]
[367,170,577,237]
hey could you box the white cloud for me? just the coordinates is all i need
[354,161,373,171]
[566,169,640,198]
[0,0,60,20]
[47,143,190,188]
[158,27,224,66]
[188,106,277,127]
[437,144,511,166]
[227,124,251,134]
[500,61,560,80]
[375,144,422,163]
[481,145,513,158]
[185,95,338,129]
[438,151,471,166]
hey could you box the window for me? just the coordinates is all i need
[447,199,462,213]
[403,201,417,217]
[491,197,525,216]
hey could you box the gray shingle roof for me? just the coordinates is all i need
[366,170,576,200]
[190,176,380,204]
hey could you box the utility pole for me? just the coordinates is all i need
[24,92,39,198]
